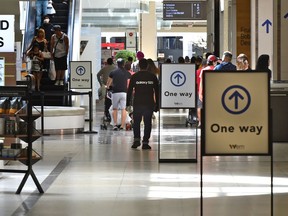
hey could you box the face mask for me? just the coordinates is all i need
[44,18,50,23]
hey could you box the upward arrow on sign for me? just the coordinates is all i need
[262,19,272,33]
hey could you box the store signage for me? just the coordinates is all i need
[0,15,15,52]
[161,64,196,108]
[125,29,136,48]
[70,61,92,89]
[163,1,207,20]
[202,71,271,156]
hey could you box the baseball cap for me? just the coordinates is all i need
[51,25,61,31]
[116,58,125,65]
[207,55,217,62]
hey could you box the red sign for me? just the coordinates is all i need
[101,43,124,50]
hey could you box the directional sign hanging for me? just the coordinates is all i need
[258,0,273,71]
[262,19,272,33]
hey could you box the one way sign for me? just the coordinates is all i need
[203,71,270,156]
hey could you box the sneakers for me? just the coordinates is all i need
[113,125,118,131]
[142,143,151,150]
[54,80,64,86]
[131,140,152,150]
[131,140,141,149]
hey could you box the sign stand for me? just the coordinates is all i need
[159,63,197,163]
[69,61,97,134]
[82,91,98,134]
[200,71,272,215]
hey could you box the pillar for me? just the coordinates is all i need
[139,1,157,60]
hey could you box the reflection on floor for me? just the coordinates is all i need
[0,101,287,216]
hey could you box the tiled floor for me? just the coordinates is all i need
[0,101,288,216]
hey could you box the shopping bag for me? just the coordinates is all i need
[49,60,56,80]
[47,1,56,15]
[42,51,52,59]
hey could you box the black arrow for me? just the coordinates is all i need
[262,19,272,33]
[229,90,244,109]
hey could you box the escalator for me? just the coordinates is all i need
[22,0,75,106]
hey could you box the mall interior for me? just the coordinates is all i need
[0,0,288,215]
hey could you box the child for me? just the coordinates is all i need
[27,44,44,91]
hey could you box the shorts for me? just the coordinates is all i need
[54,56,67,70]
[197,95,202,109]
[112,92,126,110]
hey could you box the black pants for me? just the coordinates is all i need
[133,106,153,142]
[104,95,111,120]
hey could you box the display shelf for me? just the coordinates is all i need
[0,85,44,194]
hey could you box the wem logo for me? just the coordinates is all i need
[229,144,245,150]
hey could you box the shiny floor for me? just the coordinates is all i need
[0,101,288,216]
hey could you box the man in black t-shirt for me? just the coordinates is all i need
[126,58,159,149]
[107,58,131,130]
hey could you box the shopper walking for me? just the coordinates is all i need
[106,58,131,130]
[97,58,116,121]
[126,58,159,150]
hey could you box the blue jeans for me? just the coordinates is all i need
[133,106,153,143]
[36,0,48,27]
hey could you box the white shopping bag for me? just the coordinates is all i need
[49,60,56,80]
[47,0,56,15]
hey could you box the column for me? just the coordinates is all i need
[139,1,157,60]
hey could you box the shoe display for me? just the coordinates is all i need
[131,140,141,149]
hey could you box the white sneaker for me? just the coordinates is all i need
[54,80,59,85]
[59,80,64,86]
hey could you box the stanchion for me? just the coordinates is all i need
[82,91,98,134]
[38,90,98,135]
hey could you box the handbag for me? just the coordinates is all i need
[49,60,56,80]
[47,0,56,15]
[42,51,52,59]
